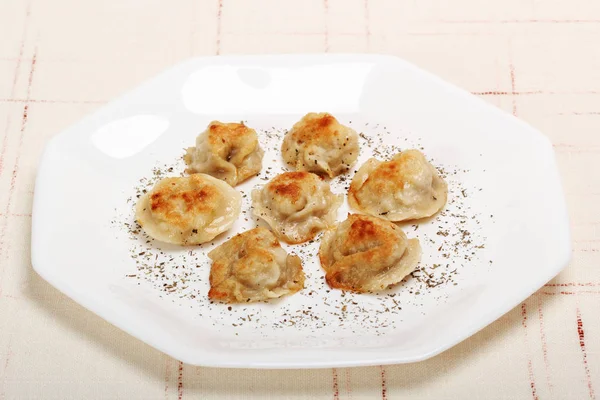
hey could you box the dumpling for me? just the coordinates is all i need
[348,149,447,221]
[281,112,359,178]
[136,174,241,245]
[208,227,305,303]
[319,214,421,292]
[184,121,264,186]
[251,171,342,244]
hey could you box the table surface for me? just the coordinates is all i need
[1,0,599,399]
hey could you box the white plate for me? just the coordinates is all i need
[31,54,571,369]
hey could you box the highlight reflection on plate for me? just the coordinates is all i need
[91,115,169,159]
[181,63,373,114]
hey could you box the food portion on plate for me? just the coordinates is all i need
[319,214,421,293]
[133,115,449,301]
[207,227,305,303]
[348,149,448,221]
[135,174,241,245]
[184,121,264,186]
[251,171,342,244]
[281,112,359,178]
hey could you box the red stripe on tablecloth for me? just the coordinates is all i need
[0,48,36,299]
[0,0,31,179]
[440,19,600,24]
[576,309,596,400]
[509,63,518,116]
[0,13,31,400]
[537,299,553,393]
[25,52,36,99]
[0,98,105,104]
[473,90,600,95]
[164,357,172,399]
[545,283,600,287]
[364,0,371,46]
[178,361,184,400]
[380,365,387,400]
[323,0,330,52]
[522,303,539,400]
[332,368,339,400]
[215,0,223,55]
[345,368,352,399]
[541,291,600,295]
[9,50,37,204]
[558,112,600,115]
[472,91,542,95]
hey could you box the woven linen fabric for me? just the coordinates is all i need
[0,0,599,399]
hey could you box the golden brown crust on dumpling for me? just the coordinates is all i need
[348,149,447,221]
[208,227,305,303]
[251,171,342,244]
[184,121,264,186]
[135,174,241,245]
[281,113,359,178]
[319,214,421,293]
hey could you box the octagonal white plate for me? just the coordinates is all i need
[31,54,571,369]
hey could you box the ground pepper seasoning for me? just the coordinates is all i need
[112,119,491,337]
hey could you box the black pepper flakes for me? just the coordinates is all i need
[112,119,489,337]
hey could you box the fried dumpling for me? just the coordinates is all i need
[281,112,359,178]
[184,121,264,186]
[251,171,342,244]
[319,214,421,292]
[208,227,305,303]
[348,149,447,221]
[135,174,241,245]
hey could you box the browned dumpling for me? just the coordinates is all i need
[208,227,305,303]
[348,149,447,221]
[319,214,421,292]
[184,121,264,186]
[135,174,241,245]
[281,113,359,178]
[251,171,342,244]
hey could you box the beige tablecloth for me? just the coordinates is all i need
[1,0,599,398]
